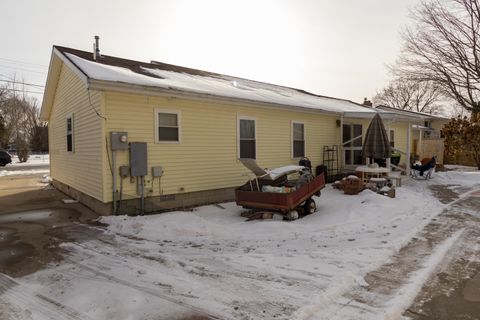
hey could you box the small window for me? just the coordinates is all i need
[292,122,305,158]
[66,115,74,152]
[238,118,256,159]
[156,110,180,142]
[390,130,395,148]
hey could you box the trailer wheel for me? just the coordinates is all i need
[303,198,317,215]
[286,210,299,221]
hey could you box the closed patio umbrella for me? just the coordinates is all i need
[362,113,391,161]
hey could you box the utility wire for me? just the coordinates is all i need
[0,64,46,74]
[0,73,14,80]
[0,57,48,68]
[0,79,45,88]
[2,87,44,94]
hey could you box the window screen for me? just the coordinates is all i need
[292,122,305,158]
[157,112,179,142]
[239,119,255,159]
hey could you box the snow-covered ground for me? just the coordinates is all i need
[1,169,479,320]
[9,154,50,166]
[0,154,49,176]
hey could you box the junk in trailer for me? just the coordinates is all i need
[235,159,326,220]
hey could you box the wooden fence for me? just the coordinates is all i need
[413,138,445,164]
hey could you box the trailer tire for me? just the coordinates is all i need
[303,198,317,215]
[286,210,299,221]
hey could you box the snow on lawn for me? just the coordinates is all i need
[0,169,50,177]
[9,154,50,166]
[12,171,480,320]
[0,154,50,176]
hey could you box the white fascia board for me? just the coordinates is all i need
[40,48,59,121]
[53,47,89,87]
[39,48,91,122]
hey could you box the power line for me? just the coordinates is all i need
[0,57,48,69]
[2,88,44,95]
[0,79,45,88]
[0,73,14,80]
[0,64,47,75]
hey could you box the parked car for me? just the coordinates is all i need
[0,150,12,166]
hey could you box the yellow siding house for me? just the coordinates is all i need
[40,45,433,215]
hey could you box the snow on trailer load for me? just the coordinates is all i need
[235,159,326,220]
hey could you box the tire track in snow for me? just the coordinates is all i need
[293,187,480,320]
[63,239,301,319]
[0,272,93,320]
[61,256,229,320]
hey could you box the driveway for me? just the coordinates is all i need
[0,174,212,320]
[0,171,479,320]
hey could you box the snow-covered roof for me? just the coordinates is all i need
[41,46,438,122]
[375,105,450,121]
[54,46,377,115]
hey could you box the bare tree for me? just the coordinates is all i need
[0,80,40,160]
[373,78,443,113]
[395,0,480,112]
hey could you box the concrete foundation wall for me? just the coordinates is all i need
[53,179,235,216]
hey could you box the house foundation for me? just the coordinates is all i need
[53,179,236,216]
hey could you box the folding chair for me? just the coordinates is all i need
[410,156,436,180]
[410,165,435,180]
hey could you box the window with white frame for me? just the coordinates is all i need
[238,118,256,159]
[156,110,180,142]
[66,114,74,152]
[292,122,305,158]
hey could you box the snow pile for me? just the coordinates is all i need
[40,174,52,183]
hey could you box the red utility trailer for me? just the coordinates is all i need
[235,170,326,220]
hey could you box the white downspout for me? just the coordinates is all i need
[340,113,344,169]
[386,119,391,169]
[418,127,423,160]
[406,122,411,176]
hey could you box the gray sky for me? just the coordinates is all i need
[0,0,420,105]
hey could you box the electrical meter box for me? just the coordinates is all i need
[152,166,164,177]
[129,142,147,176]
[119,165,130,178]
[110,131,129,150]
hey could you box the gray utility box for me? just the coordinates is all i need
[129,142,147,177]
[119,165,130,178]
[110,131,129,150]
[152,166,164,177]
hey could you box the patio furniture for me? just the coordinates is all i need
[355,166,390,184]
[411,157,436,180]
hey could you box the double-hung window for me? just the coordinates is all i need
[66,114,74,152]
[156,110,180,142]
[292,122,305,158]
[238,118,256,159]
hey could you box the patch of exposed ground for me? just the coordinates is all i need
[404,193,480,320]
[315,185,480,319]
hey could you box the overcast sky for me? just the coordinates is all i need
[0,0,420,105]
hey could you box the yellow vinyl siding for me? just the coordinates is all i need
[48,64,104,201]
[389,122,409,166]
[103,92,339,201]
